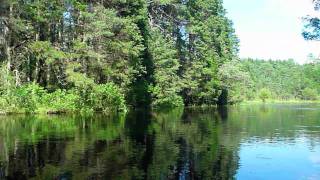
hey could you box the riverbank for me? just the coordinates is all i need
[240,99,320,105]
[0,108,126,116]
[1,99,319,116]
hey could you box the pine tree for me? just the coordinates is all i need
[0,0,241,112]
[148,30,183,107]
[182,0,238,105]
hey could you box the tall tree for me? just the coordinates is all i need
[148,30,183,107]
[0,0,10,68]
[182,0,238,105]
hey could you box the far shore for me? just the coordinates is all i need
[240,100,320,105]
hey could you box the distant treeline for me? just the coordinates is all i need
[240,58,320,101]
[0,0,239,113]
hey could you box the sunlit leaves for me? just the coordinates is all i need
[29,41,66,64]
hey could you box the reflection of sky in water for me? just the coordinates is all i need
[236,137,320,180]
[1,105,320,179]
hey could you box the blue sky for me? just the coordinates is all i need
[224,0,320,63]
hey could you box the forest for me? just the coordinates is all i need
[0,0,239,113]
[0,0,320,114]
[240,58,320,102]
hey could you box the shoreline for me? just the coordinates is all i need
[1,100,319,116]
[240,100,320,105]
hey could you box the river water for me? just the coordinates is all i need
[0,104,320,179]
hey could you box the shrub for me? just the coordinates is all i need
[258,88,271,102]
[149,84,184,108]
[301,88,318,100]
[43,89,79,113]
[73,83,126,112]
[90,83,126,112]
[0,96,10,113]
[152,93,184,108]
[0,82,126,114]
[13,83,47,113]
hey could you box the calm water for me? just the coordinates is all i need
[1,104,320,180]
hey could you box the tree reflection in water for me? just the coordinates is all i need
[1,104,320,179]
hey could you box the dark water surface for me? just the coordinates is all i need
[1,104,320,180]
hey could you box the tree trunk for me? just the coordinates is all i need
[14,69,20,86]
[5,3,12,80]
[6,46,10,72]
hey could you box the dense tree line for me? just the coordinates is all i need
[240,59,320,101]
[0,0,238,113]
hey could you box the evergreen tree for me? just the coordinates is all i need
[148,30,183,107]
[0,0,241,112]
[182,0,238,105]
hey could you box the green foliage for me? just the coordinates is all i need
[0,83,126,113]
[179,0,238,105]
[1,0,241,112]
[241,59,320,101]
[4,0,320,110]
[42,89,79,112]
[150,90,184,108]
[66,62,95,88]
[218,60,252,104]
[90,83,127,112]
[75,5,144,90]
[29,41,66,64]
[13,83,47,113]
[0,83,46,113]
[0,65,15,94]
[64,83,126,113]
[148,30,183,108]
[301,88,318,100]
[259,88,271,102]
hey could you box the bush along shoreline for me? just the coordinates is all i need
[0,83,127,115]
